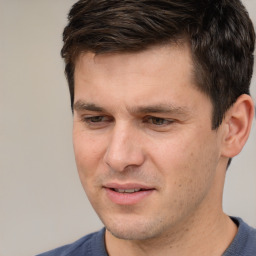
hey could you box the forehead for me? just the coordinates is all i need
[74,43,196,86]
[73,43,211,115]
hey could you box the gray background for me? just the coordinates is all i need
[0,1,255,255]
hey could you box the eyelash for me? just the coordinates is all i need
[81,115,174,128]
[143,116,174,126]
[82,116,113,125]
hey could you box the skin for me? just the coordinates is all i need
[72,44,254,255]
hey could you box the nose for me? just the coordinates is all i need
[103,123,145,172]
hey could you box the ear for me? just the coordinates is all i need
[221,94,255,158]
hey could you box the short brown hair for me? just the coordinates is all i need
[61,0,255,129]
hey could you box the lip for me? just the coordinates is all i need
[104,182,154,190]
[103,183,155,205]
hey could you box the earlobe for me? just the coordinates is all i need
[221,94,255,158]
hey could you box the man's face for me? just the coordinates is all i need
[73,44,227,240]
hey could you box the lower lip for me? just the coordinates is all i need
[104,188,154,205]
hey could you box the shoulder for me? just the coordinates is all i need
[224,217,256,256]
[36,228,107,256]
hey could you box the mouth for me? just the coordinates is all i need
[103,183,155,205]
[111,188,151,193]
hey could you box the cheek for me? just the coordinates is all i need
[73,129,106,181]
[149,134,195,173]
[73,135,104,204]
[151,132,219,190]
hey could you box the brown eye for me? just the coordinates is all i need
[88,116,105,122]
[81,115,114,129]
[150,117,166,125]
[145,116,173,126]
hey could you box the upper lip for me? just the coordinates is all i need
[103,183,155,190]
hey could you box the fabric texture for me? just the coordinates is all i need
[223,217,256,256]
[36,228,108,256]
[37,217,256,256]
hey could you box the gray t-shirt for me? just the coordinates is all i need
[37,217,256,256]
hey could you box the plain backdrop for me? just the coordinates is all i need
[0,1,255,256]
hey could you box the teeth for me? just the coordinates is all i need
[114,188,141,193]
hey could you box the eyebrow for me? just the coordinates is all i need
[128,104,190,115]
[73,100,106,112]
[73,100,190,116]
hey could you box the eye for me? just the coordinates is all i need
[81,115,113,128]
[85,116,105,123]
[144,116,174,126]
[150,117,166,125]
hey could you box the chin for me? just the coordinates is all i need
[103,215,168,241]
[107,226,158,241]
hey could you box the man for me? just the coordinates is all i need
[38,0,256,255]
